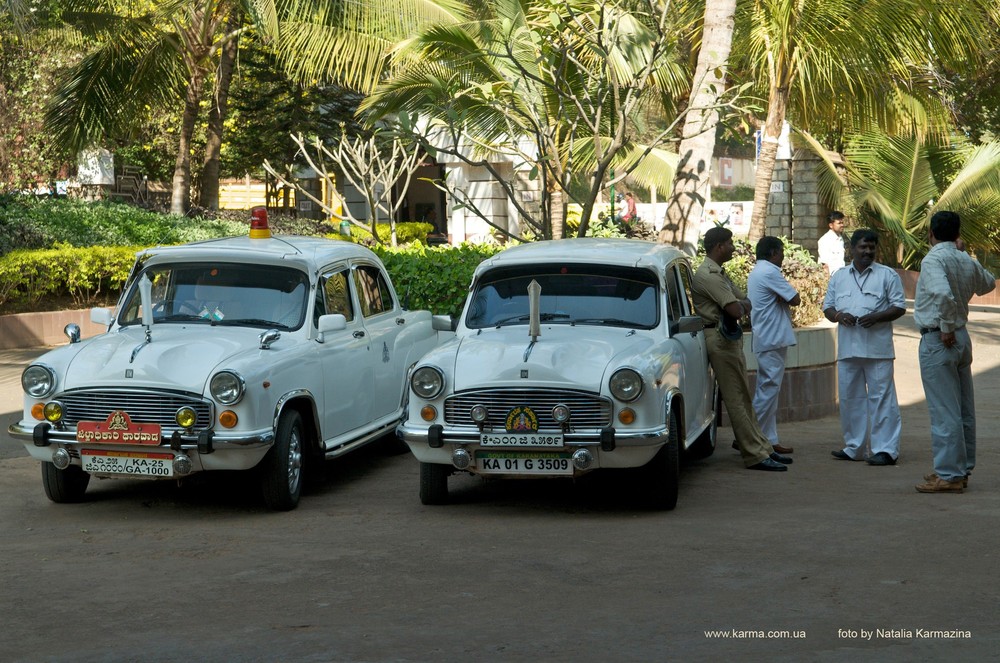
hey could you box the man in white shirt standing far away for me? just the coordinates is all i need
[748,236,801,456]
[913,210,996,493]
[818,211,847,275]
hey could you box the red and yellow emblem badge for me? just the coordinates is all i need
[76,410,162,445]
[505,406,539,433]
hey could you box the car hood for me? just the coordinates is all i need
[58,326,262,394]
[450,326,653,391]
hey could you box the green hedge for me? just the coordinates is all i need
[0,241,502,318]
[0,244,138,311]
[331,221,436,246]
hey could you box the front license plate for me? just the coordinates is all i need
[81,450,174,478]
[480,433,563,447]
[475,451,573,475]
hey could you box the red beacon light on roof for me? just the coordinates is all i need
[249,206,271,239]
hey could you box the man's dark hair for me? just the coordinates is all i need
[850,228,879,247]
[930,210,961,242]
[828,210,845,225]
[703,227,734,253]
[755,235,783,261]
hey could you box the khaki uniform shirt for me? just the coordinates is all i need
[692,257,743,326]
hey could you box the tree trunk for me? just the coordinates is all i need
[198,12,241,211]
[659,0,737,255]
[748,86,790,241]
[550,187,564,239]
[171,71,204,216]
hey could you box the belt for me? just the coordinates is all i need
[920,326,964,335]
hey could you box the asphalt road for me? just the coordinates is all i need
[2,310,999,662]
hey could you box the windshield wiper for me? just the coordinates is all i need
[494,312,570,328]
[157,314,209,323]
[215,318,290,330]
[569,317,636,327]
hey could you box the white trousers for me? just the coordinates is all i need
[837,357,901,459]
[752,347,787,446]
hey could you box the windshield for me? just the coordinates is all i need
[118,262,310,331]
[465,265,659,330]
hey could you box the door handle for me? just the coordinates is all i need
[353,330,366,339]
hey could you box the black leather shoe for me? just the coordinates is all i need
[748,458,788,472]
[831,450,860,461]
[866,452,897,466]
[769,452,793,465]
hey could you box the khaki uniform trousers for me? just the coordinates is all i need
[705,328,773,467]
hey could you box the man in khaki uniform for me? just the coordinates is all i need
[692,227,791,472]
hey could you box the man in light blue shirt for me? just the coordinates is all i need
[748,236,800,455]
[822,229,907,465]
[913,211,996,493]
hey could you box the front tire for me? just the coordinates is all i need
[41,462,90,503]
[640,409,680,510]
[419,462,449,505]
[261,410,305,511]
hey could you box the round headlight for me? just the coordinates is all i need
[210,371,245,405]
[552,404,571,423]
[22,364,56,399]
[411,366,444,400]
[175,406,197,429]
[43,401,64,423]
[470,405,489,423]
[609,368,643,402]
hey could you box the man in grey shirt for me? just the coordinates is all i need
[913,211,996,493]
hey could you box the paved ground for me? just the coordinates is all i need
[1,310,999,662]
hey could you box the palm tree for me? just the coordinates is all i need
[800,129,1000,269]
[659,0,738,254]
[44,0,466,215]
[362,0,692,239]
[736,0,995,241]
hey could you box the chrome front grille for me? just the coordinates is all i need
[444,388,612,429]
[55,389,214,430]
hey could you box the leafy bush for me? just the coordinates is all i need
[0,244,137,311]
[374,242,504,316]
[0,196,247,252]
[692,237,827,328]
[339,222,436,246]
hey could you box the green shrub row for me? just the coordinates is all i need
[0,240,502,317]
[0,244,138,311]
[0,196,248,252]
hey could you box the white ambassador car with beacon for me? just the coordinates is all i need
[397,238,719,509]
[9,210,443,510]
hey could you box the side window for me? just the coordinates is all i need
[664,265,684,323]
[353,265,395,318]
[321,269,354,323]
[678,262,696,315]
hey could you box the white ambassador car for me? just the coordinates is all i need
[9,213,443,510]
[397,238,718,510]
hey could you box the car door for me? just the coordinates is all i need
[351,262,406,421]
[665,261,711,444]
[318,265,374,445]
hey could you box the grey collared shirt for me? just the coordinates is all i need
[913,242,996,333]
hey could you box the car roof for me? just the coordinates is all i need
[474,238,689,277]
[136,235,378,271]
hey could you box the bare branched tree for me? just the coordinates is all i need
[263,126,425,246]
